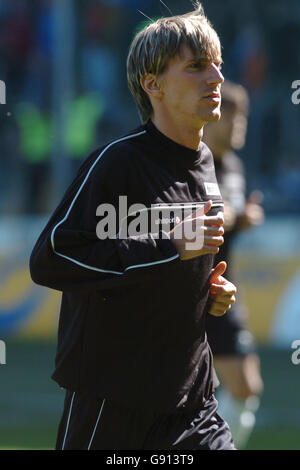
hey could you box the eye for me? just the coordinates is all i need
[188,61,206,70]
[188,63,199,69]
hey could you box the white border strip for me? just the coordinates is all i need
[49,130,181,275]
[61,391,75,450]
[117,201,224,240]
[51,130,146,257]
[87,398,106,450]
[50,129,222,275]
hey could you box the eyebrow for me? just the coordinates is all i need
[185,56,223,66]
[186,54,222,62]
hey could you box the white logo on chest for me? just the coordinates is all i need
[204,182,221,196]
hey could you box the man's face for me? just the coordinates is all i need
[158,44,224,129]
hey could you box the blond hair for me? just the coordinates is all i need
[127,2,222,123]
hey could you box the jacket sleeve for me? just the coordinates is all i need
[29,148,180,293]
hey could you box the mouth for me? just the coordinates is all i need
[203,92,221,102]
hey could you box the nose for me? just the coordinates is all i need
[206,63,224,86]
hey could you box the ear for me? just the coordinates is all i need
[140,74,164,100]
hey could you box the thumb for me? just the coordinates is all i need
[210,261,227,284]
[186,199,212,221]
[204,199,212,215]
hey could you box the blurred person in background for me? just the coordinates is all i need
[204,80,264,449]
[64,91,105,178]
[0,0,33,101]
[80,1,126,140]
[15,101,52,213]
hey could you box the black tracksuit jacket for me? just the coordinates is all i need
[30,120,224,413]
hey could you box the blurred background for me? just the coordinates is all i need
[0,0,299,450]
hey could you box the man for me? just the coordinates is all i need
[30,3,236,450]
[204,80,264,448]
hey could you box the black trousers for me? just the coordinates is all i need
[56,390,235,450]
[56,391,235,450]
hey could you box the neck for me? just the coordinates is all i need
[151,115,204,151]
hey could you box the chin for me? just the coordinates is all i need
[206,111,221,122]
[198,106,221,123]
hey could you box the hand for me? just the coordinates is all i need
[208,261,237,317]
[169,200,224,261]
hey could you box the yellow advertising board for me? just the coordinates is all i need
[232,253,300,344]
